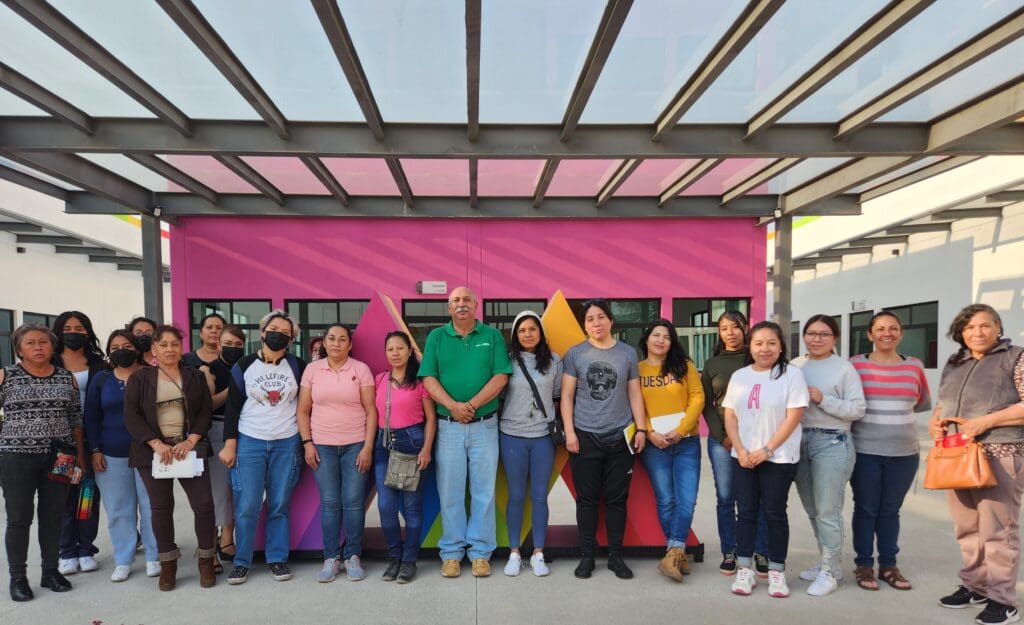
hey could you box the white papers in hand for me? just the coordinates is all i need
[151,451,199,479]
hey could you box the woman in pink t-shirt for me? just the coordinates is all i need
[374,331,436,584]
[296,324,377,583]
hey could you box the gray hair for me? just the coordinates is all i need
[11,324,58,358]
[258,309,301,337]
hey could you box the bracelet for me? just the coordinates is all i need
[635,429,648,434]
[301,439,313,445]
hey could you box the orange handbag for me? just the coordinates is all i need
[924,418,996,490]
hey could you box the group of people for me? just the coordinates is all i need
[0,295,1021,624]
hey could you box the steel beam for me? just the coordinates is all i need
[853,234,910,246]
[468,158,478,209]
[772,216,793,331]
[117,263,143,271]
[987,190,1024,203]
[859,155,981,202]
[747,0,935,138]
[0,162,67,199]
[837,8,1024,138]
[56,245,109,255]
[88,254,130,264]
[815,246,875,258]
[300,156,349,205]
[16,234,80,245]
[0,62,93,134]
[561,0,633,142]
[595,158,640,207]
[465,0,481,143]
[0,221,41,232]
[157,0,288,139]
[659,159,720,206]
[140,215,164,322]
[653,0,784,141]
[385,158,414,207]
[931,207,1005,220]
[887,222,953,235]
[126,153,218,204]
[4,151,152,212]
[532,159,560,208]
[311,0,384,140]
[214,155,283,205]
[928,75,1024,152]
[722,157,802,204]
[782,157,910,214]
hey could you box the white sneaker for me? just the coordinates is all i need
[807,570,838,596]
[317,558,341,583]
[58,558,79,575]
[731,567,757,595]
[530,552,550,577]
[146,561,161,577]
[768,570,790,597]
[110,564,131,582]
[78,555,99,572]
[799,565,844,582]
[504,552,522,577]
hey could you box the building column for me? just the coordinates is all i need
[772,215,792,335]
[140,214,164,324]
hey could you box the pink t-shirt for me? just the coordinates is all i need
[375,373,430,430]
[300,357,374,445]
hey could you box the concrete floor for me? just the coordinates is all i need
[1,427,1018,625]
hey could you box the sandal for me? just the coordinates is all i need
[217,542,236,562]
[213,553,223,575]
[879,566,912,590]
[855,565,879,591]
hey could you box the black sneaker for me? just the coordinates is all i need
[940,585,988,609]
[382,559,401,582]
[607,555,634,580]
[269,562,292,581]
[396,562,417,584]
[976,601,1021,624]
[720,551,737,576]
[227,565,249,585]
[753,553,769,579]
[574,557,596,579]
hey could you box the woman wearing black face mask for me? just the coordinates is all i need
[51,311,106,577]
[220,311,306,585]
[85,331,160,582]
[127,317,158,366]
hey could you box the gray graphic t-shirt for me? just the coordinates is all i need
[563,340,639,433]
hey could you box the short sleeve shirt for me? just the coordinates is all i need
[375,373,431,430]
[722,365,809,464]
[418,321,512,418]
[563,340,639,433]
[300,357,374,446]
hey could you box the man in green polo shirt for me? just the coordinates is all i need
[420,286,511,579]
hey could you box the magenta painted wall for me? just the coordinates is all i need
[169,217,766,335]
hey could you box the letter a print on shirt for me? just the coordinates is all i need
[747,384,761,410]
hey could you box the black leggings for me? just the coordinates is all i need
[1,452,70,577]
[569,430,634,556]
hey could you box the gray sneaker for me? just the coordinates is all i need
[345,555,365,581]
[317,558,341,583]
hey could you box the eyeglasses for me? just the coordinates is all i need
[804,332,834,340]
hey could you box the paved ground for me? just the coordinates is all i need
[1,427,1017,625]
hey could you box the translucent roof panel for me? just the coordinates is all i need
[239,157,329,195]
[157,155,258,194]
[480,1,604,123]
[49,0,258,120]
[546,160,622,196]
[614,160,700,196]
[400,159,469,196]
[0,89,47,115]
[849,156,947,193]
[783,0,1022,122]
[478,160,546,196]
[582,0,748,123]
[321,158,400,196]
[340,0,466,122]
[0,156,82,191]
[880,37,1024,121]
[192,1,364,121]
[747,158,853,195]
[78,153,177,192]
[0,4,154,117]
[681,159,774,196]
[681,0,889,123]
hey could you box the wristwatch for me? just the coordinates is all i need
[761,445,775,458]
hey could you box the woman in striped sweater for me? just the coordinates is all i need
[848,311,931,592]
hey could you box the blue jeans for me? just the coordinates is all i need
[795,428,856,574]
[850,452,919,568]
[641,435,700,549]
[313,442,369,560]
[734,459,798,571]
[231,433,302,568]
[374,424,426,562]
[499,432,554,549]
[435,417,499,561]
[707,437,767,555]
[93,455,158,565]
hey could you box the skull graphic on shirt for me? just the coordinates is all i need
[586,361,617,401]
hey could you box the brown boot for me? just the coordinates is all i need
[658,548,684,582]
[675,548,691,575]
[198,558,217,588]
[159,560,177,591]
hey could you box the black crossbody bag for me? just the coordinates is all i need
[514,353,565,446]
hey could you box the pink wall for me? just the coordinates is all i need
[170,217,767,337]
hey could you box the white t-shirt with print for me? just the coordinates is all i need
[722,365,809,464]
[239,358,300,441]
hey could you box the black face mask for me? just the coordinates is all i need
[134,335,153,352]
[220,346,244,365]
[109,349,138,368]
[263,331,290,352]
[62,332,88,351]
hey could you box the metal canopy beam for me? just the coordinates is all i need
[0,162,67,199]
[816,246,875,258]
[465,0,481,143]
[157,0,289,139]
[887,222,953,234]
[4,151,152,212]
[56,245,110,255]
[659,159,720,206]
[988,190,1024,202]
[468,158,478,209]
[16,234,81,245]
[532,159,559,208]
[596,158,640,207]
[837,8,1024,138]
[560,0,632,142]
[140,215,164,322]
[214,155,283,205]
[722,157,802,204]
[928,75,1024,152]
[0,221,42,232]
[782,156,912,214]
[853,234,910,246]
[653,0,784,141]
[931,207,1005,220]
[126,153,218,204]
[0,62,93,134]
[859,155,981,202]
[747,0,935,138]
[2,118,1023,158]
[300,156,349,205]
[312,0,385,141]
[385,158,414,207]
[2,0,192,136]
[88,255,130,264]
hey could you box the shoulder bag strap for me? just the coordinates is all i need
[514,353,549,421]
[385,376,393,450]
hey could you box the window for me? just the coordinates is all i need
[672,298,751,369]
[189,300,271,354]
[286,300,370,360]
[22,312,57,329]
[884,301,939,368]
[790,321,801,358]
[849,310,874,358]
[483,299,547,345]
[569,298,661,359]
[0,309,13,366]
[402,299,451,350]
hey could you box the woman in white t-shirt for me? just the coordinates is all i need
[723,321,809,599]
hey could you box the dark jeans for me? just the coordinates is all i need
[733,459,798,569]
[569,430,634,556]
[850,452,919,567]
[59,478,100,559]
[1,452,71,577]
[374,424,426,562]
[138,467,216,558]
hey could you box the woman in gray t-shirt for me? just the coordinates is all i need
[561,299,648,581]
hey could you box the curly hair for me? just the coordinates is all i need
[946,303,1003,365]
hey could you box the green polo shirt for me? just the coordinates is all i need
[418,320,512,418]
